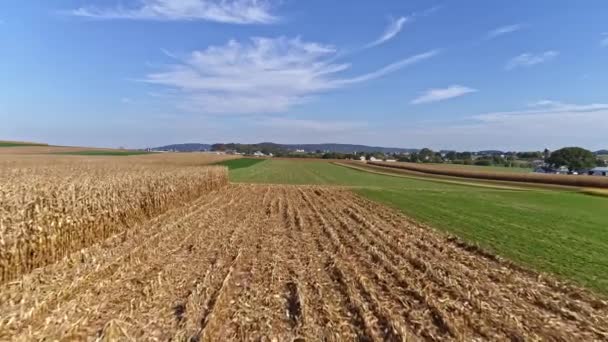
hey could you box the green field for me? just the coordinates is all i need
[56,150,151,156]
[229,159,608,294]
[0,141,47,147]
[216,158,265,170]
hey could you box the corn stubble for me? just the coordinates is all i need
[1,180,607,341]
[0,157,228,284]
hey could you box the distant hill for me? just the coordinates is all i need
[152,142,418,154]
[595,150,608,155]
[151,143,212,152]
[477,150,505,155]
[0,140,48,147]
[276,143,418,154]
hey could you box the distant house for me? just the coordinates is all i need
[589,167,608,176]
[534,166,572,174]
[369,156,379,162]
[555,166,569,175]
[385,159,397,163]
[531,159,545,167]
[252,151,265,157]
[533,166,553,174]
[359,156,366,162]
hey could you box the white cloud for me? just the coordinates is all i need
[336,50,439,85]
[486,24,524,39]
[70,0,277,24]
[259,117,367,133]
[411,85,477,105]
[506,50,559,70]
[144,37,438,114]
[367,16,409,47]
[490,100,608,117]
[379,100,608,151]
[601,33,608,47]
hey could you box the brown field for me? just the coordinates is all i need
[0,155,229,284]
[369,161,608,188]
[0,151,236,166]
[1,184,607,340]
[0,145,115,154]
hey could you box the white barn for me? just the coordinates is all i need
[589,167,608,176]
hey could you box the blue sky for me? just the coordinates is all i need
[1,0,607,150]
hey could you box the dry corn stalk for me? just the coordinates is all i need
[0,157,228,284]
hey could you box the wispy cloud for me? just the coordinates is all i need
[364,6,441,49]
[70,0,278,24]
[259,117,367,133]
[486,24,525,40]
[144,37,438,114]
[336,50,439,85]
[601,33,608,47]
[505,50,559,70]
[414,5,443,17]
[381,100,608,150]
[367,16,409,47]
[411,85,476,104]
[484,99,608,118]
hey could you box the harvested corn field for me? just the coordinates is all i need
[1,185,606,341]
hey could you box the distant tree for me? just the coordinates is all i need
[516,151,542,159]
[547,147,596,171]
[418,148,434,162]
[543,148,551,162]
[211,143,226,151]
[409,152,420,163]
[445,151,457,161]
[474,159,492,166]
[458,152,473,161]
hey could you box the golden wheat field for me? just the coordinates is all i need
[1,154,608,341]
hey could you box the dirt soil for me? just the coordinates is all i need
[1,185,607,341]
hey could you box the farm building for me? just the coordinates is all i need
[588,167,608,176]
[555,166,569,175]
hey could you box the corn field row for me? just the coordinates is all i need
[0,157,228,284]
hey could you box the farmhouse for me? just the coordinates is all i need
[555,166,569,175]
[589,167,608,176]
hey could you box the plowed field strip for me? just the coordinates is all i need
[1,184,607,341]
